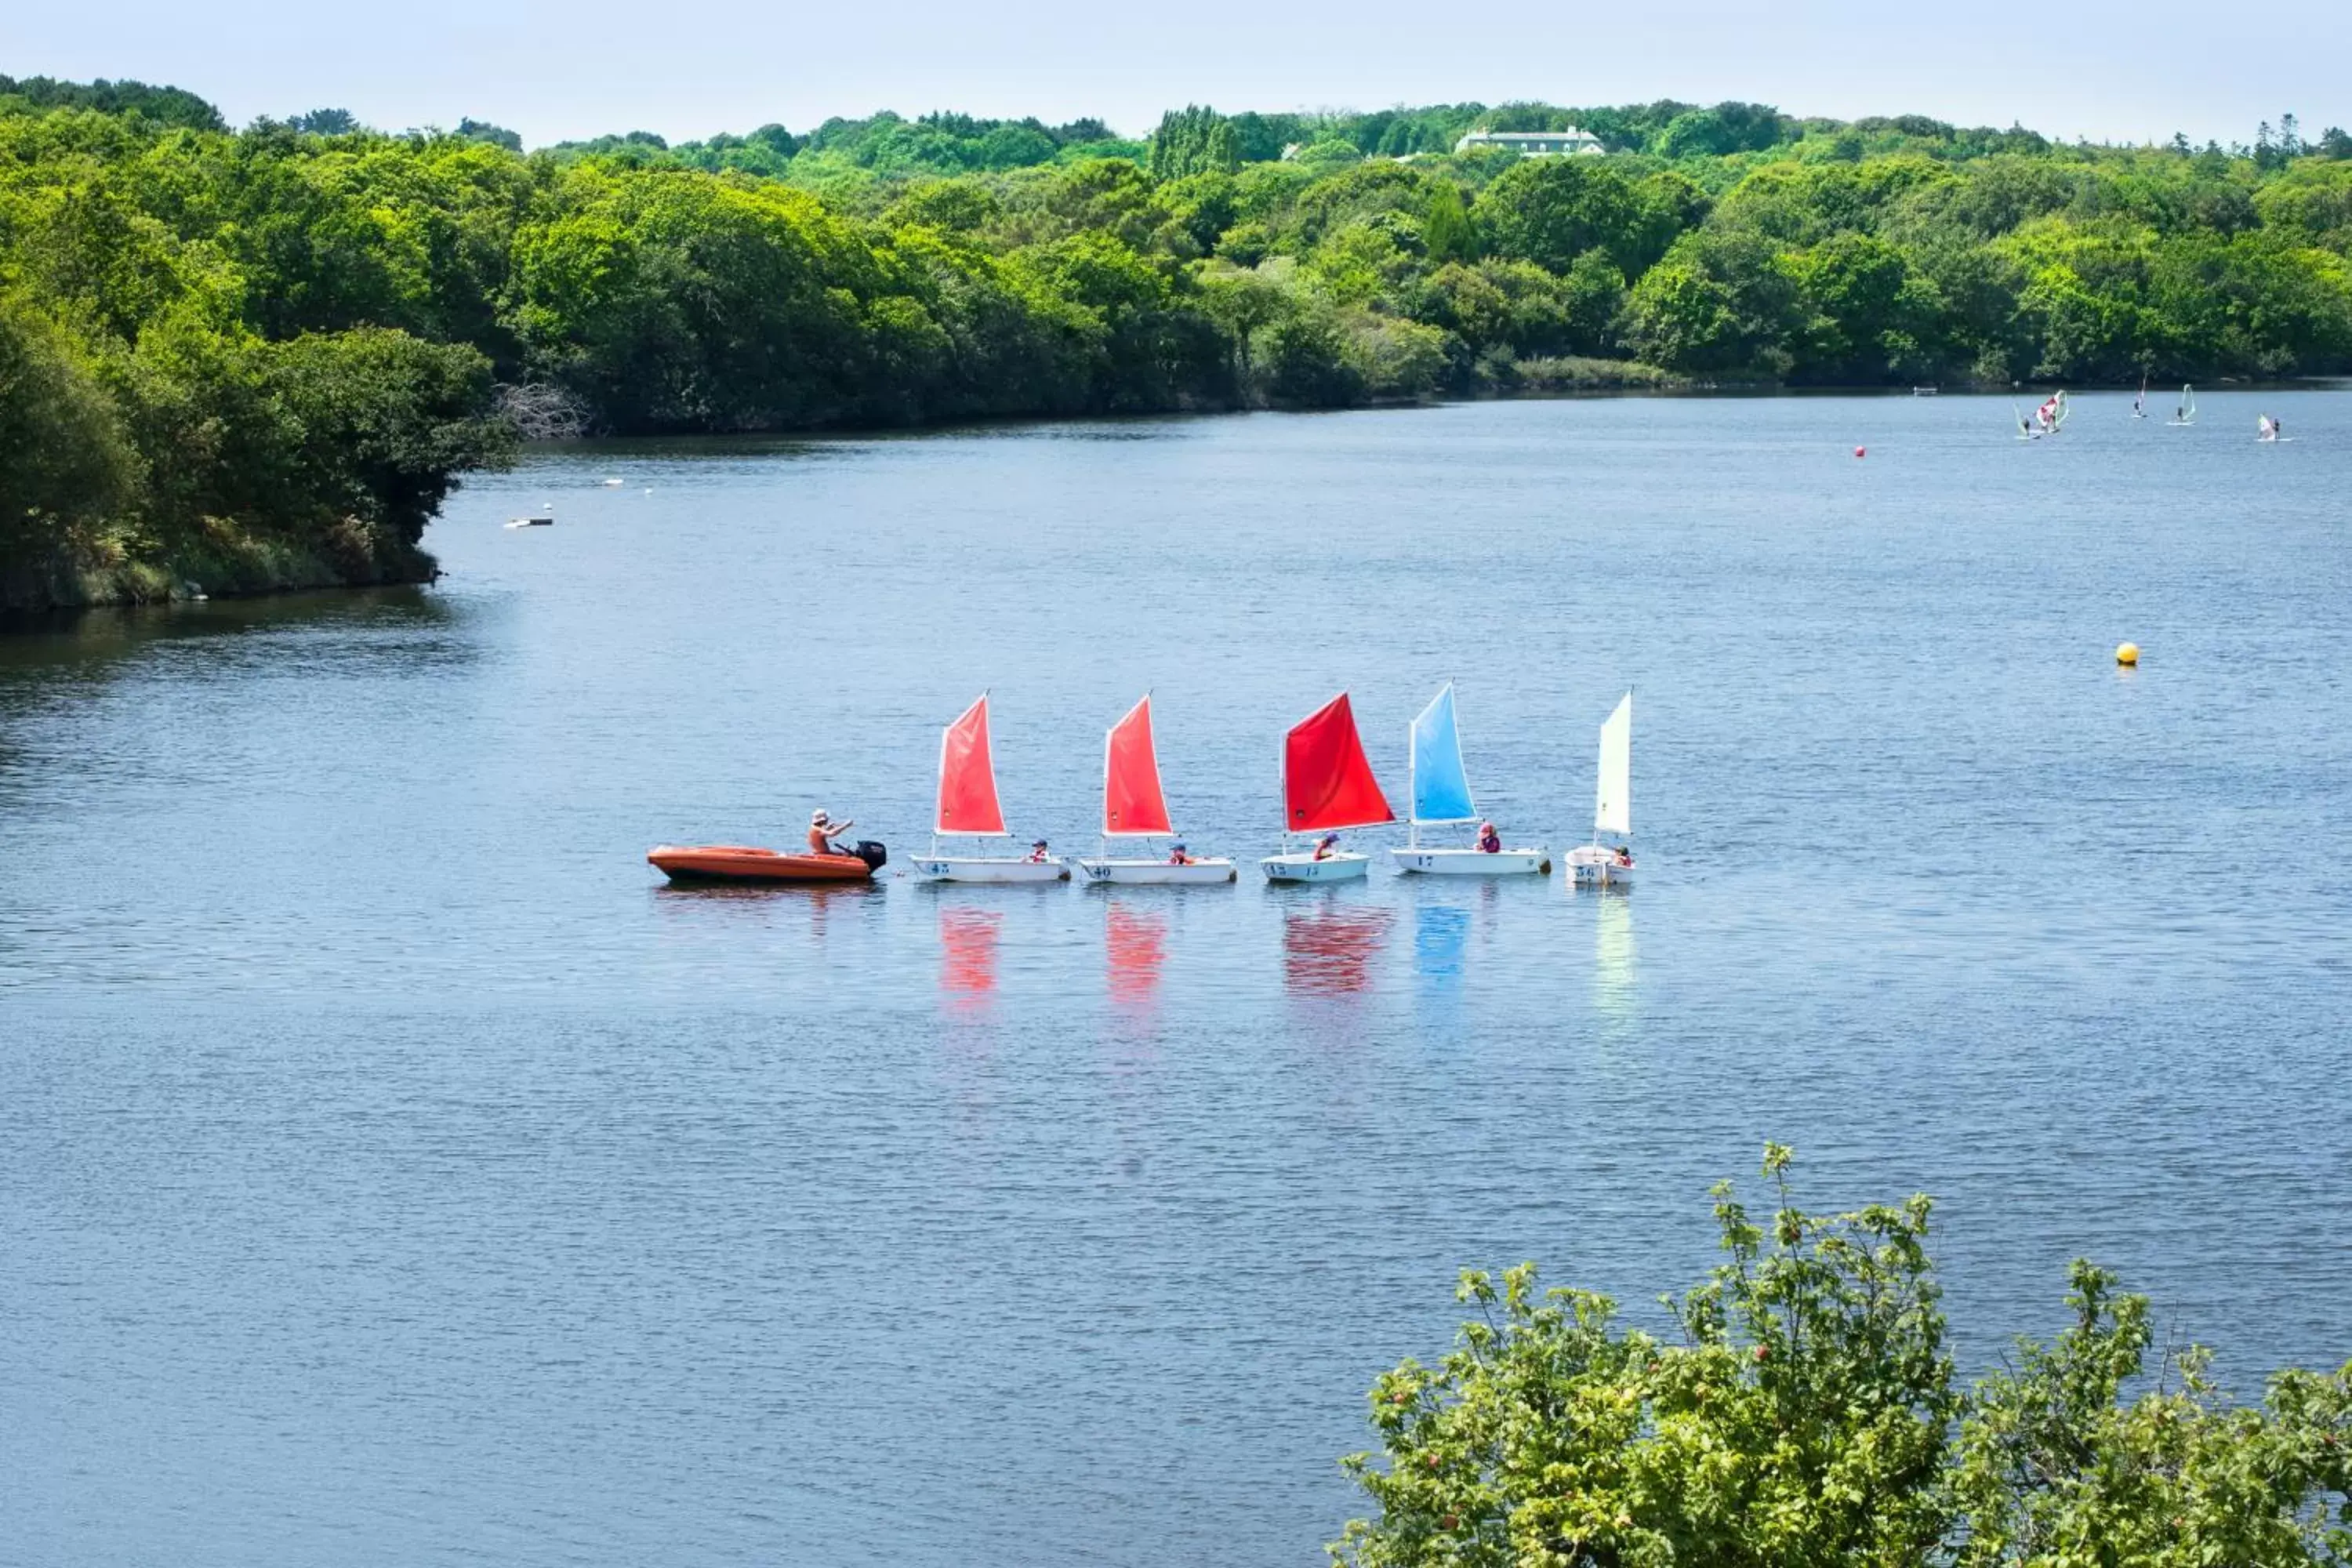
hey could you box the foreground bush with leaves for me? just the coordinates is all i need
[1335,1147,2352,1567]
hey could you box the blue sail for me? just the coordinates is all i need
[1410,684,1477,824]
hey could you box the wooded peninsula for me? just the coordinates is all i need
[5,76,2350,609]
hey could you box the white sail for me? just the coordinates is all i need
[1595,693,1632,837]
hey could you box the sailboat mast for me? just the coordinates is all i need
[1406,717,1417,849]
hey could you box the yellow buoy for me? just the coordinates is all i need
[2115,641,2140,666]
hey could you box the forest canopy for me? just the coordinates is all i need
[5,78,2352,605]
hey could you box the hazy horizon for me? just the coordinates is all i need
[5,0,2347,151]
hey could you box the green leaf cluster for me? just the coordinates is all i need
[1334,1149,2352,1567]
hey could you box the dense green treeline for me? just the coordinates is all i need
[6,78,2352,606]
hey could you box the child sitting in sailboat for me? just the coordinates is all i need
[1167,843,1197,866]
[1026,839,1051,862]
[1311,832,1342,861]
[1476,821,1502,854]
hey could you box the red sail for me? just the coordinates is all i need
[936,694,1007,835]
[1103,695,1173,836]
[1283,692,1395,833]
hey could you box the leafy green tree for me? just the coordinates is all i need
[1475,158,1647,276]
[1786,231,1945,380]
[1334,1147,1955,1568]
[456,118,523,152]
[1949,1261,2352,1566]
[1421,183,1476,263]
[1294,139,1364,169]
[0,290,140,561]
[1259,307,1362,405]
[1657,102,1787,158]
[1149,106,1239,180]
[1334,1149,2352,1568]
[0,74,223,129]
[291,107,359,136]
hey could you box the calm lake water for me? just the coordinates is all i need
[6,390,2350,1567]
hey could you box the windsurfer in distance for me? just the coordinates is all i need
[809,809,855,855]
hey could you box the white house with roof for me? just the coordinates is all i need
[1454,128,1606,157]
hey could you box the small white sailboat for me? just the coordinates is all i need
[1073,695,1236,885]
[2170,384,2196,426]
[909,694,1069,882]
[1262,693,1394,882]
[1566,693,1636,888]
[1388,684,1548,876]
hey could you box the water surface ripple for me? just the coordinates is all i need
[5,393,2349,1566]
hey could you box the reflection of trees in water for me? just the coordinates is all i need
[1104,901,1167,1010]
[938,904,1001,1007]
[0,586,469,758]
[1283,900,1395,996]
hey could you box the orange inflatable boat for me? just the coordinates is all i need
[648,844,882,884]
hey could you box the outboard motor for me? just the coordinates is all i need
[855,840,888,872]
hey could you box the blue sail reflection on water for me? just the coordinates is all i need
[1414,903,1469,1001]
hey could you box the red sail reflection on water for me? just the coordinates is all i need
[938,905,1001,1006]
[1105,902,1167,1008]
[1282,902,1394,996]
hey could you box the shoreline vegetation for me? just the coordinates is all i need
[5,79,2352,612]
[1337,1147,2352,1567]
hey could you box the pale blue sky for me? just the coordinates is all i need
[5,1,2343,150]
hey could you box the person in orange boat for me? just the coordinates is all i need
[1167,842,1197,866]
[808,809,855,855]
[1476,820,1502,854]
[1311,831,1341,861]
